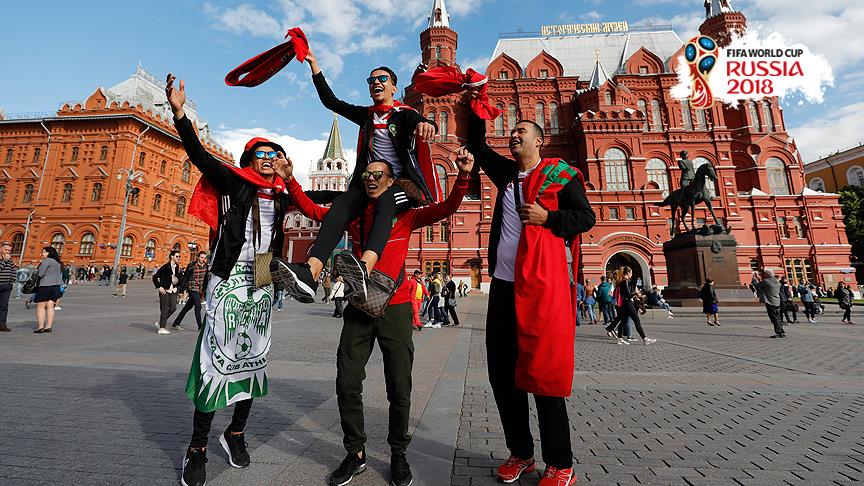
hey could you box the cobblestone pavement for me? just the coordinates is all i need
[1,281,862,485]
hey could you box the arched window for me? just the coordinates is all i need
[847,166,864,187]
[152,193,162,211]
[761,101,774,132]
[427,111,436,130]
[695,108,708,130]
[80,232,95,255]
[121,236,134,257]
[535,102,545,132]
[603,148,630,191]
[138,152,146,167]
[11,233,24,255]
[51,233,65,255]
[681,99,693,130]
[145,239,156,259]
[748,101,761,131]
[549,102,560,135]
[494,105,504,136]
[436,165,448,198]
[766,157,790,195]
[188,242,198,262]
[182,161,191,182]
[645,158,671,198]
[507,104,518,131]
[175,196,187,216]
[692,157,717,198]
[435,45,442,60]
[23,183,34,203]
[91,183,103,202]
[808,177,825,192]
[160,160,167,175]
[604,91,612,105]
[5,148,13,163]
[650,99,662,131]
[637,100,648,131]
[100,145,108,160]
[439,111,448,140]
[61,183,73,202]
[129,187,140,206]
[0,184,5,203]
[294,214,302,229]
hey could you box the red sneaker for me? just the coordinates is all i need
[496,455,535,483]
[538,465,577,486]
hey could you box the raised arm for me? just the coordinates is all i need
[304,51,368,126]
[466,112,515,188]
[285,177,330,222]
[166,74,234,193]
[412,148,474,228]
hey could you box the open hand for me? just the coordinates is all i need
[518,203,548,226]
[453,147,474,174]
[415,121,436,142]
[305,49,320,75]
[165,73,186,118]
[274,152,294,180]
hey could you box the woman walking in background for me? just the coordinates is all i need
[114,268,129,297]
[331,275,346,318]
[837,282,854,324]
[605,266,656,345]
[34,247,63,333]
[699,279,720,326]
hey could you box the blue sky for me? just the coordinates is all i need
[1,0,862,179]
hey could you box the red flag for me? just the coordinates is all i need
[225,27,309,87]
[412,66,502,120]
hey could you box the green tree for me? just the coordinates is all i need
[838,185,864,283]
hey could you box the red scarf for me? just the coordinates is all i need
[513,158,585,397]
[411,66,502,120]
[225,27,309,87]
[188,164,286,231]
[368,99,407,115]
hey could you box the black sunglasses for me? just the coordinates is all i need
[366,75,390,85]
[361,170,392,181]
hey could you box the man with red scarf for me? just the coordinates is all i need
[275,49,439,306]
[166,74,296,486]
[465,97,595,485]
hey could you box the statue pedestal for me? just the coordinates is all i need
[662,232,753,306]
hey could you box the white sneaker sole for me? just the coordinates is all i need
[219,433,248,469]
[331,463,367,486]
[180,457,205,486]
[334,253,367,302]
[272,260,316,304]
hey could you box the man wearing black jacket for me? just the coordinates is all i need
[275,48,438,305]
[172,251,209,330]
[153,250,182,335]
[466,105,595,486]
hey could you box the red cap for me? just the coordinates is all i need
[244,137,275,152]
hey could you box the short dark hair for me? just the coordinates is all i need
[198,251,207,257]
[370,66,397,85]
[413,270,422,276]
[169,250,181,258]
[513,119,544,138]
[367,160,394,175]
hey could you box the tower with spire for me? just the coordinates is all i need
[419,0,458,68]
[699,0,746,48]
[309,114,350,192]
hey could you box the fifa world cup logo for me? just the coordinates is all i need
[684,36,718,109]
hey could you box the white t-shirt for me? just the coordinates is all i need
[494,161,539,282]
[239,189,276,263]
[369,111,403,177]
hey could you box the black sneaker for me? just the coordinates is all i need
[181,447,207,486]
[390,452,413,486]
[333,252,368,303]
[329,451,367,486]
[271,258,317,304]
[220,430,250,468]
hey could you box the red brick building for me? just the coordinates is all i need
[0,65,231,268]
[400,0,853,291]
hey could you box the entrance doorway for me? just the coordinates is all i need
[605,252,648,290]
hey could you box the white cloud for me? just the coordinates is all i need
[635,12,703,40]
[461,55,491,74]
[203,2,282,39]
[791,102,864,162]
[579,10,603,21]
[214,126,356,188]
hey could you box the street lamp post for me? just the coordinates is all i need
[111,169,143,285]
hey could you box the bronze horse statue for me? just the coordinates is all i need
[656,162,722,235]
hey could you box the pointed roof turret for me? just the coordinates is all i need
[428,0,450,28]
[588,49,610,89]
[323,113,345,161]
[704,0,737,18]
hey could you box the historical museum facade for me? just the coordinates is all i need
[0,65,231,267]
[400,0,854,291]
[805,144,864,193]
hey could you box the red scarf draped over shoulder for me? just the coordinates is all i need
[411,66,502,120]
[513,158,585,398]
[361,101,442,203]
[188,164,286,232]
